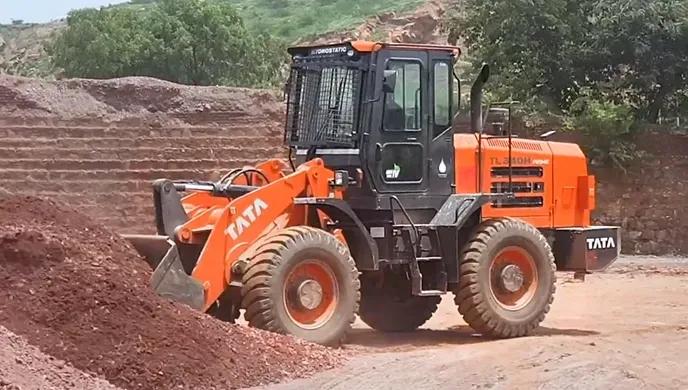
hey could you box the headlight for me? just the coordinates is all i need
[334,171,345,186]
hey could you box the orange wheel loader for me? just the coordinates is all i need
[124,41,620,345]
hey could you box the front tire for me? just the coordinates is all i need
[454,218,556,338]
[241,226,360,345]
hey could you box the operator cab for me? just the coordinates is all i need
[286,41,460,214]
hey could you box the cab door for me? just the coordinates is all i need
[368,50,429,194]
[426,50,455,196]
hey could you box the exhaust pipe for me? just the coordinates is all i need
[470,64,491,133]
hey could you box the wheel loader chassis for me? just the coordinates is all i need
[132,172,620,314]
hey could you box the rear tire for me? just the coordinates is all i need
[359,277,440,332]
[241,226,360,345]
[454,218,556,338]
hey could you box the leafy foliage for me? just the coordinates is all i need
[566,91,641,168]
[234,0,425,42]
[49,0,286,87]
[49,8,149,80]
[0,22,61,79]
[450,0,688,123]
[4,0,424,83]
[589,0,688,122]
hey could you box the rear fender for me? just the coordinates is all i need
[430,194,502,228]
[432,194,502,284]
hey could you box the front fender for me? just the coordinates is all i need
[294,197,379,271]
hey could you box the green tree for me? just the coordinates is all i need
[50,0,285,87]
[566,91,640,167]
[588,0,688,122]
[49,7,151,79]
[450,0,688,122]
[451,0,590,108]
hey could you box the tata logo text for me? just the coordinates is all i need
[586,237,616,250]
[226,198,268,240]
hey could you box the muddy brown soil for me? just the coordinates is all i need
[0,196,343,390]
[0,326,121,390]
[0,74,283,127]
[0,74,287,234]
[260,256,688,389]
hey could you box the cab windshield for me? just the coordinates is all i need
[285,63,362,147]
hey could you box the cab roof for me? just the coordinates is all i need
[288,40,461,57]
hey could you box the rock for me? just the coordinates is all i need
[656,230,669,241]
[643,230,655,240]
[645,220,659,231]
[628,231,643,240]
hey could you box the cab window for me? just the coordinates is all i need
[433,61,451,137]
[383,60,422,131]
[381,143,423,183]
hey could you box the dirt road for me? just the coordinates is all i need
[258,256,688,390]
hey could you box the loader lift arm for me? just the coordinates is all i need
[127,158,343,312]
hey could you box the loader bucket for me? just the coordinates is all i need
[123,234,205,311]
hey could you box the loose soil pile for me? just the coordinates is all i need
[0,325,122,390]
[0,196,342,390]
[0,74,284,127]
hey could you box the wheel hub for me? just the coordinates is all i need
[500,264,525,293]
[296,279,323,310]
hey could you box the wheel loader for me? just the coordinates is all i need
[124,41,620,345]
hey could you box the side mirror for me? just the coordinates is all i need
[451,69,461,126]
[383,70,397,93]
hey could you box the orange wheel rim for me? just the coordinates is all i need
[488,246,538,311]
[283,259,339,329]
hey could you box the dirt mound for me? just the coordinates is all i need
[0,196,342,390]
[0,325,121,390]
[0,74,284,127]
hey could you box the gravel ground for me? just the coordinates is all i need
[0,326,122,390]
[258,255,688,390]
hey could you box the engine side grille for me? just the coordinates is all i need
[492,196,544,208]
[486,138,544,151]
[491,166,544,178]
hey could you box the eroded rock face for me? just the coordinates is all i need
[593,131,688,255]
[303,0,450,46]
[0,75,286,234]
